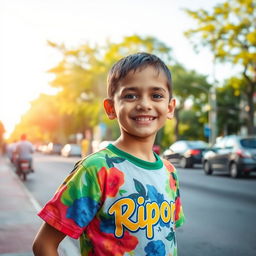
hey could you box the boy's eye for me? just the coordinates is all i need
[123,94,138,100]
[152,93,164,99]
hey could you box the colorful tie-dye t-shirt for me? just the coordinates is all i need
[38,144,185,256]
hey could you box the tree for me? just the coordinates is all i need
[216,77,245,135]
[10,35,212,145]
[171,64,211,140]
[9,94,69,143]
[184,0,256,134]
[10,35,174,144]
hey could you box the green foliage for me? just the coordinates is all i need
[170,63,211,139]
[216,77,244,135]
[10,34,217,144]
[184,0,256,134]
[184,0,256,66]
[161,120,176,149]
[10,35,175,143]
[179,110,206,140]
[172,64,211,100]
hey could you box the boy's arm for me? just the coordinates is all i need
[32,222,66,256]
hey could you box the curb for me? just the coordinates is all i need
[6,161,80,256]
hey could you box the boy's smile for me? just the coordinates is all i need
[131,115,156,125]
[105,66,176,143]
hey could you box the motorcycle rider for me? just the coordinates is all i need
[15,134,34,173]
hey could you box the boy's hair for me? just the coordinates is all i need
[107,52,172,99]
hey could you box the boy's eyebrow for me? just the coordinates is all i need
[151,87,167,92]
[121,87,137,91]
[120,86,167,93]
[118,87,138,94]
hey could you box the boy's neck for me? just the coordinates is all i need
[113,134,157,162]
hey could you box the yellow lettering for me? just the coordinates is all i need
[146,202,159,238]
[137,197,147,229]
[160,201,171,223]
[108,198,139,237]
[108,198,176,239]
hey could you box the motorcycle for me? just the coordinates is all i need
[16,159,33,181]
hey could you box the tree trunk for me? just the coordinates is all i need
[247,91,255,135]
[174,108,180,140]
[243,69,256,135]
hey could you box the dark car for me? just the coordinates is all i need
[163,140,208,168]
[202,135,256,178]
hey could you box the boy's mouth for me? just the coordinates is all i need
[132,116,156,122]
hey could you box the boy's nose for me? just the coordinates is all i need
[136,98,152,111]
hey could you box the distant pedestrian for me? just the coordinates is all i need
[33,52,185,256]
[81,130,92,157]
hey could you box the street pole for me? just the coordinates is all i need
[191,83,211,144]
[209,86,217,145]
[210,56,217,146]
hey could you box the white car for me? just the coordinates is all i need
[61,144,82,157]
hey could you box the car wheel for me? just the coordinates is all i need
[180,157,188,168]
[229,162,241,178]
[203,160,213,175]
[243,172,250,177]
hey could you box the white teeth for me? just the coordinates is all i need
[135,117,154,121]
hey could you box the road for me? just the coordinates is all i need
[176,164,256,256]
[24,154,256,256]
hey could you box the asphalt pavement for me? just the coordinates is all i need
[0,155,79,256]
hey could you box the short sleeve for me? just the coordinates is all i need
[38,162,102,239]
[173,168,185,228]
[163,160,185,228]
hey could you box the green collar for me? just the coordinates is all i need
[107,144,163,170]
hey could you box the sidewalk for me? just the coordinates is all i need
[0,155,80,256]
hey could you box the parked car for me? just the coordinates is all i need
[202,135,256,178]
[61,144,82,157]
[46,142,62,155]
[163,140,208,168]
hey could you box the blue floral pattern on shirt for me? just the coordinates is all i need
[67,196,99,227]
[144,240,166,256]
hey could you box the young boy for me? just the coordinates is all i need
[33,52,185,256]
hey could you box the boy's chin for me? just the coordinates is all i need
[122,130,158,140]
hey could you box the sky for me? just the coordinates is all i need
[1,0,234,138]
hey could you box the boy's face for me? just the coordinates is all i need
[104,66,176,141]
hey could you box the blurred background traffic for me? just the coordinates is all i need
[1,0,256,178]
[0,0,255,152]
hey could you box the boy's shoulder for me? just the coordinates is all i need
[78,146,118,170]
[162,158,176,172]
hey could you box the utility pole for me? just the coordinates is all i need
[191,83,212,144]
[209,86,217,145]
[209,56,217,146]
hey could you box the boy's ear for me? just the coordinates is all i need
[167,98,176,119]
[103,98,116,120]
